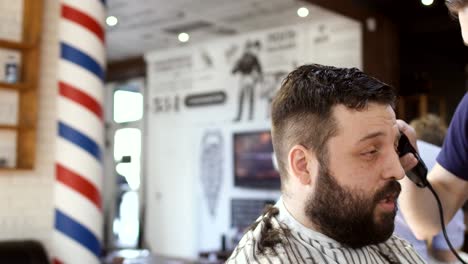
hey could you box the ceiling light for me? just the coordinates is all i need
[178,32,190,42]
[106,16,118,27]
[297,7,309,18]
[421,0,434,6]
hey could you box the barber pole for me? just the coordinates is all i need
[54,0,106,263]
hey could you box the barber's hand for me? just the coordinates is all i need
[396,119,419,172]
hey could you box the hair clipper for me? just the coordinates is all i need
[397,133,428,188]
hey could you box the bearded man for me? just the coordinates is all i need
[227,64,425,264]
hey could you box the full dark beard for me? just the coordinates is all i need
[305,165,401,248]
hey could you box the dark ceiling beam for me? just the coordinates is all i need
[405,15,459,33]
[305,0,375,20]
[304,0,400,88]
[106,56,146,83]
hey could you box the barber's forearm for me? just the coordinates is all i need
[426,165,468,230]
[399,164,468,240]
[431,249,458,263]
[399,177,442,240]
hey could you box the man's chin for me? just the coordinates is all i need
[371,215,396,243]
[374,202,398,224]
[344,223,395,249]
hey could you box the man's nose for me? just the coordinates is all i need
[382,150,405,181]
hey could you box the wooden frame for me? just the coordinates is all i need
[0,0,43,169]
[397,94,447,123]
[304,0,400,87]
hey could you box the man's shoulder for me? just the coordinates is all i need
[378,235,426,263]
[225,229,257,263]
[226,224,289,264]
[386,234,415,248]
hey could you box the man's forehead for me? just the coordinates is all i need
[332,103,396,123]
[331,103,397,138]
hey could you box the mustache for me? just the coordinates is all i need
[373,180,401,202]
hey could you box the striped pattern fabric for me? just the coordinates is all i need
[54,0,106,263]
[227,199,426,264]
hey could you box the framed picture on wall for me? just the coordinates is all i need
[233,130,281,189]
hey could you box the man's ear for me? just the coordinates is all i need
[288,145,318,185]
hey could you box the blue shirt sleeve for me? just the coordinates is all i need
[437,93,468,181]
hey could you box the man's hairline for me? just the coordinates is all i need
[277,101,395,149]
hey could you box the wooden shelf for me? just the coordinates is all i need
[0,0,43,170]
[0,167,33,172]
[0,39,34,50]
[0,81,29,91]
[16,127,36,169]
[0,125,17,130]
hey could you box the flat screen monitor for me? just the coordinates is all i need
[233,130,280,189]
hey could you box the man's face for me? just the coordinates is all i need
[305,103,405,248]
[459,6,468,45]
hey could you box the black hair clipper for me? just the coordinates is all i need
[397,133,428,188]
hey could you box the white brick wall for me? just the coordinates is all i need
[0,0,59,255]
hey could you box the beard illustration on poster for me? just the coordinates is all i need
[231,40,263,122]
[200,130,224,218]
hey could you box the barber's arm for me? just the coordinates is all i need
[397,120,468,240]
[399,163,468,240]
[430,209,466,262]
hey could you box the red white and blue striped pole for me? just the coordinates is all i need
[54,0,106,263]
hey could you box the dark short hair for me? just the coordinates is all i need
[446,0,468,16]
[271,64,396,185]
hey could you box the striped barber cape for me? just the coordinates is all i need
[227,199,425,264]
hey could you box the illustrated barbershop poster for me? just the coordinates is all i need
[146,20,361,124]
[145,15,362,253]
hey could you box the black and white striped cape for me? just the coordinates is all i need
[226,199,425,264]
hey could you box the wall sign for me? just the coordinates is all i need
[185,91,227,108]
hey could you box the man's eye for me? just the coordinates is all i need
[362,149,378,156]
